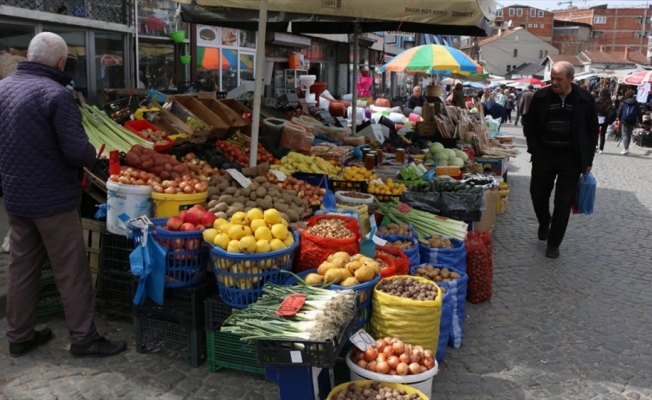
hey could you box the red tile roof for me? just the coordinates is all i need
[547,54,584,66]
[478,28,522,47]
[581,50,649,65]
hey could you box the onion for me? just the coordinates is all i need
[135,179,145,185]
[179,182,188,190]
[396,362,408,376]
[191,178,199,185]
[408,363,421,375]
[376,353,387,363]
[419,365,428,374]
[182,174,192,181]
[118,177,130,184]
[355,351,364,361]
[356,359,368,369]
[366,360,377,372]
[376,339,389,352]
[363,347,377,362]
[382,345,394,357]
[164,187,177,194]
[194,183,204,192]
[398,353,410,364]
[391,339,405,355]
[183,185,194,194]
[409,352,420,364]
[423,356,435,370]
[387,356,399,369]
[389,370,398,376]
[424,349,434,359]
[376,361,390,374]
[153,185,164,193]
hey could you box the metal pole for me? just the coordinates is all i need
[352,25,359,135]
[134,0,140,88]
[249,0,268,167]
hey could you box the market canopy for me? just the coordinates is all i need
[380,44,483,75]
[619,70,652,86]
[179,0,496,36]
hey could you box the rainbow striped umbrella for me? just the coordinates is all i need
[380,44,482,75]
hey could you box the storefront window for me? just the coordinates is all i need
[94,33,125,98]
[0,24,34,79]
[137,0,187,38]
[44,28,88,97]
[139,42,174,90]
[239,31,256,49]
[239,53,254,82]
[221,49,238,91]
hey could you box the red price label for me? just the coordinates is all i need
[396,204,412,213]
[276,293,306,317]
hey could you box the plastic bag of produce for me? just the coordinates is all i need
[418,238,467,273]
[438,265,468,348]
[574,172,596,215]
[295,215,362,272]
[465,231,492,304]
[370,276,442,351]
[279,122,314,154]
[262,118,286,149]
[399,191,441,214]
[377,234,419,268]
[436,286,453,363]
[440,192,485,222]
[375,246,410,275]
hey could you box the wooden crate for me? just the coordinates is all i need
[82,218,105,289]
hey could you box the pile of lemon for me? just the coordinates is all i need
[202,208,294,253]
[368,178,408,196]
[341,166,378,182]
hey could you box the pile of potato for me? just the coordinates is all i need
[304,252,379,287]
[206,174,309,227]
[420,236,453,249]
[332,382,421,400]
[413,264,461,283]
[385,240,414,250]
[377,223,414,236]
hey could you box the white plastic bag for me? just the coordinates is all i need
[2,229,10,253]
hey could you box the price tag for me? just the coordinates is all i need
[126,215,153,230]
[372,235,387,246]
[396,203,412,213]
[226,169,252,188]
[276,293,306,317]
[269,169,287,182]
[290,351,303,363]
[349,329,376,351]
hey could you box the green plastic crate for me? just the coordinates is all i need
[206,330,264,375]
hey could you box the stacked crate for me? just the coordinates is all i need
[97,232,136,319]
[36,260,63,323]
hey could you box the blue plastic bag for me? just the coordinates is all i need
[130,228,166,306]
[418,238,467,273]
[438,266,468,348]
[576,172,596,215]
[436,287,453,363]
[377,234,420,268]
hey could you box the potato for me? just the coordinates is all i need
[256,199,273,210]
[440,268,450,279]
[292,196,305,207]
[223,187,237,195]
[339,277,359,287]
[215,211,228,219]
[233,190,241,198]
[255,187,267,198]
[450,271,461,279]
[324,268,343,284]
[280,212,290,223]
[240,188,251,197]
[214,202,229,212]
[236,196,247,204]
[245,200,257,208]
[218,180,230,191]
[217,195,234,204]
[207,187,219,198]
[304,273,324,285]
[285,209,300,223]
[317,261,337,275]
[354,265,374,283]
[274,203,290,214]
[207,199,219,209]
[255,176,268,184]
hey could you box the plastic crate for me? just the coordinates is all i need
[292,172,329,189]
[149,219,209,288]
[204,294,233,331]
[373,193,401,202]
[265,364,334,400]
[135,277,217,328]
[124,120,174,152]
[334,347,352,386]
[210,231,300,309]
[329,179,368,193]
[103,97,138,125]
[99,232,135,275]
[100,271,136,319]
[206,330,265,374]
[255,298,359,369]
[134,311,206,368]
[36,280,63,323]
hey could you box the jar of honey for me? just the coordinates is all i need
[395,148,405,164]
[361,147,370,160]
[364,154,376,170]
[375,150,383,166]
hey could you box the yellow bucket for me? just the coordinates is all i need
[151,191,208,218]
[328,381,428,400]
[496,188,510,215]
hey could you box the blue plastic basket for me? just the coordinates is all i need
[285,267,380,332]
[149,218,208,288]
[211,231,300,309]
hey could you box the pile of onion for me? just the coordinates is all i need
[267,175,326,206]
[109,167,209,194]
[109,167,161,186]
[350,337,436,376]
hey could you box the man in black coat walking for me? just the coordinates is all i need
[524,61,598,258]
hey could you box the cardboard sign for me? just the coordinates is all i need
[349,328,375,351]
[276,293,307,317]
[227,169,252,188]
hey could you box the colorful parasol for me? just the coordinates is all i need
[197,47,230,69]
[514,77,545,86]
[380,44,482,75]
[619,70,652,86]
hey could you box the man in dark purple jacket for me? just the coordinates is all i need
[0,32,126,357]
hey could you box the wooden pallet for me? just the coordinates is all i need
[82,218,105,289]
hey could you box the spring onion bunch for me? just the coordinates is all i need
[376,199,468,240]
[80,104,153,155]
[221,274,356,341]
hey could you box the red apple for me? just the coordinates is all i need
[192,204,206,213]
[179,210,188,221]
[202,211,217,228]
[166,216,183,231]
[180,223,196,231]
[195,225,206,230]
[183,209,201,225]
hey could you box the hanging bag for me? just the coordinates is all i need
[576,172,597,215]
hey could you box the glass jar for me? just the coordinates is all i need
[365,154,376,170]
[395,148,405,164]
[375,150,383,166]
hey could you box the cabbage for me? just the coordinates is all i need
[457,151,469,162]
[445,149,456,159]
[438,159,449,167]
[437,151,449,161]
[428,143,439,154]
[450,157,465,167]
[431,142,445,153]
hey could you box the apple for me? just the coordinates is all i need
[202,211,217,228]
[179,210,188,221]
[180,223,197,231]
[166,216,183,231]
[184,209,201,226]
[195,224,206,230]
[192,204,206,213]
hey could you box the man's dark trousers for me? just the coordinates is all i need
[530,148,582,247]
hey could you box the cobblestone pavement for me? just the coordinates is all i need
[1,125,652,399]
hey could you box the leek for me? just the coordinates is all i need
[79,104,153,155]
[376,199,468,240]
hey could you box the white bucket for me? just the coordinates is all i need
[106,181,153,236]
[347,106,366,125]
[346,349,438,397]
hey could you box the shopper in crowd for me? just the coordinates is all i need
[514,88,524,125]
[494,88,506,106]
[615,89,643,155]
[518,85,535,127]
[451,83,466,108]
[403,85,425,117]
[480,88,493,103]
[504,92,515,123]
[596,88,616,154]
[524,61,598,259]
[482,100,506,129]
[0,32,127,357]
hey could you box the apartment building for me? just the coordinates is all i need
[494,5,555,44]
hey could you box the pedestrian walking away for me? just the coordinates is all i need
[0,32,127,358]
[504,92,515,123]
[596,88,617,154]
[518,85,535,128]
[523,61,598,259]
[615,89,643,155]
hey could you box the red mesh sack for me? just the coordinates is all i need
[465,231,493,304]
[295,215,361,272]
[375,245,410,275]
[375,254,397,278]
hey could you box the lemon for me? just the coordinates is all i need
[271,224,289,240]
[263,208,281,225]
[255,239,271,253]
[239,235,257,254]
[212,218,228,229]
[280,218,289,228]
[202,228,219,244]
[231,211,249,226]
[246,208,264,222]
[282,233,295,247]
[255,226,273,241]
[269,238,286,251]
[228,224,248,240]
[213,233,230,250]
[243,226,253,237]
[249,218,267,232]
[226,239,241,253]
[220,222,233,234]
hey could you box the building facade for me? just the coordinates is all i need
[494,5,555,44]
[551,20,593,55]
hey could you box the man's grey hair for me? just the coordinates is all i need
[27,32,68,68]
[553,61,575,78]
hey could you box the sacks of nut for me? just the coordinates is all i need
[465,231,493,304]
[370,276,442,351]
[294,215,361,273]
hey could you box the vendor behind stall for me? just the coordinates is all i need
[403,85,425,117]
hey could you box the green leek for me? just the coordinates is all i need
[376,199,468,240]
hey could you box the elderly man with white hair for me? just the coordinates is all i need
[0,32,127,357]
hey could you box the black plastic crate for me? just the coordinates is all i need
[254,300,359,368]
[135,277,217,328]
[100,271,136,319]
[134,312,206,368]
[103,97,138,125]
[99,232,135,275]
[36,280,63,323]
[329,179,368,193]
[204,294,233,331]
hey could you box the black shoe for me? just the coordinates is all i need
[9,328,53,357]
[545,245,560,258]
[538,224,550,241]
[70,337,127,357]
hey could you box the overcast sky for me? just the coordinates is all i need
[501,0,650,11]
